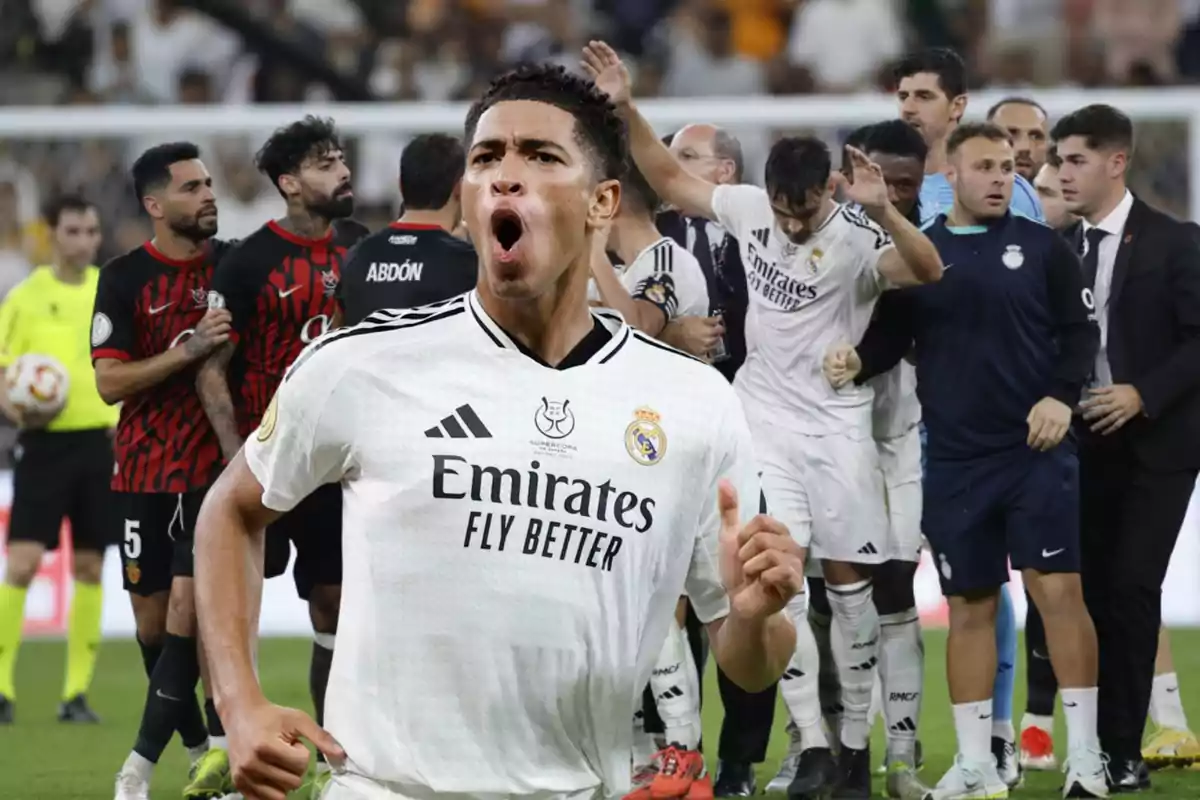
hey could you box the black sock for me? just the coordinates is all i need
[204,697,225,737]
[1024,593,1058,717]
[310,640,334,727]
[133,634,207,761]
[136,636,164,679]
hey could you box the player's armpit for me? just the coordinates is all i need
[196,343,244,461]
[93,348,196,405]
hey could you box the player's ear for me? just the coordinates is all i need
[588,178,621,229]
[951,94,967,125]
[142,194,162,221]
[278,173,300,197]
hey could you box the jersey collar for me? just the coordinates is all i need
[467,290,630,369]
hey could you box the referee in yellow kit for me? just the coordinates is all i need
[0,194,119,724]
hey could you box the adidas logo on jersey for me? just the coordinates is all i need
[751,228,770,247]
[857,542,879,555]
[425,405,492,438]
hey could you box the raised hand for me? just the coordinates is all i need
[835,145,890,214]
[717,480,804,620]
[581,41,632,107]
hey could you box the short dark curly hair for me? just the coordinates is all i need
[464,63,627,182]
[255,115,344,197]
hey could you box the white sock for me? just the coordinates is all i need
[879,608,923,765]
[186,744,209,765]
[1150,672,1190,731]
[122,750,155,780]
[992,719,1015,744]
[313,631,336,651]
[1021,712,1054,733]
[209,735,229,752]
[952,700,994,766]
[780,592,829,751]
[649,619,701,749]
[1060,687,1100,753]
[826,579,879,751]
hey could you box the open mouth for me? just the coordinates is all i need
[336,185,354,198]
[491,209,524,252]
[985,192,1005,202]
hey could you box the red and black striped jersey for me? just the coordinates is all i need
[211,219,367,438]
[90,240,234,492]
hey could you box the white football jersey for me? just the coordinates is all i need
[243,291,760,798]
[869,362,921,440]
[587,238,710,323]
[711,185,896,436]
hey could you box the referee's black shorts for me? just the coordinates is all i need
[8,427,115,553]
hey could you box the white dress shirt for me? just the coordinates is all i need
[1082,189,1134,387]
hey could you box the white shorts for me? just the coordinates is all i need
[750,418,889,566]
[876,424,923,563]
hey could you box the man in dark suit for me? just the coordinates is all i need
[1053,104,1200,792]
[654,124,764,798]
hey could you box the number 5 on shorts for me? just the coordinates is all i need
[124,518,142,559]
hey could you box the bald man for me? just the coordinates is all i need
[987,97,1050,183]
[654,124,765,798]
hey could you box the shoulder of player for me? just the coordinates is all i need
[98,246,161,288]
[334,218,371,246]
[624,325,715,374]
[296,294,471,367]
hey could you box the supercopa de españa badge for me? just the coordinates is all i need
[257,393,279,442]
[625,406,667,466]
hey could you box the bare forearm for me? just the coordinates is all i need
[708,610,795,692]
[95,347,196,404]
[197,348,244,460]
[872,204,943,285]
[591,256,664,336]
[618,102,715,220]
[195,487,267,716]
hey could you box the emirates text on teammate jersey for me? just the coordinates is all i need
[432,454,656,571]
[91,240,233,492]
[210,219,368,437]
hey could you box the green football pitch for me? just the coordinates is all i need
[2,630,1199,799]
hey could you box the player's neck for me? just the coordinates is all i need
[477,265,595,367]
[1083,183,1128,227]
[610,217,662,265]
[946,204,990,228]
[50,260,87,284]
[926,134,950,175]
[150,229,206,262]
[396,208,455,233]
[277,210,332,241]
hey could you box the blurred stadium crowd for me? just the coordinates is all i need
[2,0,1200,290]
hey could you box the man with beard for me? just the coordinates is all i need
[96,143,238,800]
[987,98,1051,184]
[197,115,366,799]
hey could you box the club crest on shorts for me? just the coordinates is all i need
[125,561,141,585]
[625,406,667,466]
[257,393,279,442]
[1002,244,1025,270]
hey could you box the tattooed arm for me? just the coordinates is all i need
[197,343,243,461]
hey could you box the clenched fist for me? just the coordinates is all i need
[822,343,862,389]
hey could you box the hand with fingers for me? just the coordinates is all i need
[822,343,862,389]
[183,308,233,360]
[1026,396,1072,451]
[580,40,632,107]
[833,146,891,216]
[1079,383,1143,435]
[227,698,345,800]
[716,479,804,620]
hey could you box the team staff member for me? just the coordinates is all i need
[1054,104,1200,792]
[338,134,476,325]
[0,195,118,726]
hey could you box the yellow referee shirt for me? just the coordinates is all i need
[0,265,117,431]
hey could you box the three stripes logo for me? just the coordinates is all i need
[424,404,492,438]
[751,228,770,247]
[781,666,805,681]
[657,685,685,702]
[888,717,917,734]
[857,542,879,556]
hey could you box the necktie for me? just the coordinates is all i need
[690,217,717,305]
[1081,227,1108,291]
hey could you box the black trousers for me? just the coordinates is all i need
[1079,434,1197,761]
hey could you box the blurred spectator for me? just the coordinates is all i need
[718,0,790,61]
[786,0,904,92]
[1092,0,1181,84]
[0,175,34,299]
[124,0,240,102]
[89,20,157,103]
[660,5,765,98]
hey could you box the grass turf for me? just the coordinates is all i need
[2,630,1199,798]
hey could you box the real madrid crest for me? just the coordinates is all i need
[257,392,279,442]
[1001,244,1025,270]
[805,247,822,275]
[625,406,667,466]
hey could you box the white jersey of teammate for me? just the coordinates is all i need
[243,291,760,799]
[587,237,709,321]
[870,362,923,562]
[710,184,900,563]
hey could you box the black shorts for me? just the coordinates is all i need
[264,483,342,600]
[9,428,115,552]
[117,486,210,596]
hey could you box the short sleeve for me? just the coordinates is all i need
[710,184,772,244]
[841,206,896,295]
[242,341,354,512]
[210,245,267,343]
[686,390,762,624]
[668,248,711,317]
[92,264,137,362]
